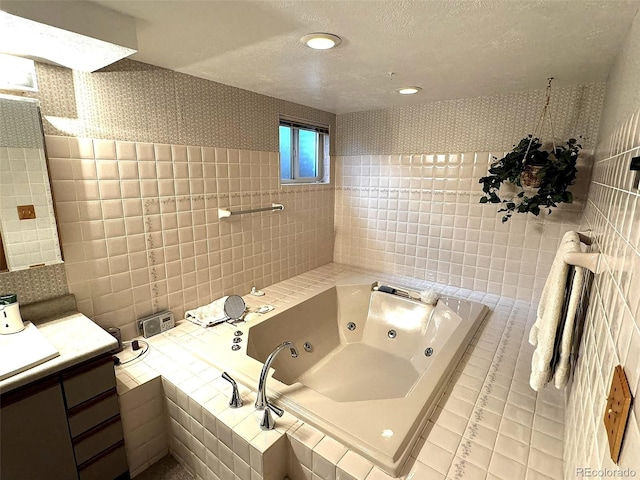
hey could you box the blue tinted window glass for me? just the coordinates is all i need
[279,126,291,180]
[298,129,318,178]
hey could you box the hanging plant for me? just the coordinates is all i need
[478,135,581,222]
[478,77,582,222]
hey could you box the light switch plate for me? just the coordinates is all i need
[17,204,36,220]
[631,156,640,190]
[604,365,632,463]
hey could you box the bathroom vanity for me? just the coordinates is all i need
[0,305,128,480]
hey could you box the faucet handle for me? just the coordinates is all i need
[259,402,284,430]
[267,402,284,418]
[221,372,243,408]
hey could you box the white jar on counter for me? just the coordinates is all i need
[0,294,25,334]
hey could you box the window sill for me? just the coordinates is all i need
[280,180,331,186]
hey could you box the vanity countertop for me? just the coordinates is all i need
[0,312,117,395]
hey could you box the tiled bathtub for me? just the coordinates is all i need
[116,263,566,480]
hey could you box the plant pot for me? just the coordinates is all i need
[520,165,543,188]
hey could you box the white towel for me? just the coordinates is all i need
[553,265,584,388]
[185,296,231,327]
[529,231,584,391]
[420,289,440,305]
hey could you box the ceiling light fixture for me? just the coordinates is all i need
[0,53,38,91]
[0,2,137,72]
[300,33,342,50]
[396,87,422,95]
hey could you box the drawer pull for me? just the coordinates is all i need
[72,415,121,444]
[76,439,125,471]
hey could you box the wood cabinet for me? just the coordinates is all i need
[0,377,78,480]
[0,354,129,480]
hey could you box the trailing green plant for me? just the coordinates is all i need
[479,135,581,222]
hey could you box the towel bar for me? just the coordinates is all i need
[576,232,592,245]
[218,203,284,219]
[563,252,602,274]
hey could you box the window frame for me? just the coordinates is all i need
[279,116,329,185]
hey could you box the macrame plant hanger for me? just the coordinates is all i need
[478,76,580,222]
[523,77,557,165]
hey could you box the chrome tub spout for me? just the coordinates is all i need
[255,341,298,430]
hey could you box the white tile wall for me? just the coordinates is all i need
[0,146,62,270]
[117,375,169,477]
[333,82,604,307]
[117,263,569,480]
[334,153,589,303]
[45,135,335,339]
[565,108,640,477]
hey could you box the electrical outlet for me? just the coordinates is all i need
[16,205,36,220]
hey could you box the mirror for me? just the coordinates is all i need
[0,95,63,272]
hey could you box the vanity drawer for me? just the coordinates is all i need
[63,357,116,409]
[73,418,124,465]
[78,443,128,480]
[68,390,120,438]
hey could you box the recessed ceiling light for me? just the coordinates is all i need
[396,87,422,95]
[300,33,342,50]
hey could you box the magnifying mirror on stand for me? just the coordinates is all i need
[223,295,247,324]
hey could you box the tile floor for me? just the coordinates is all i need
[134,455,192,480]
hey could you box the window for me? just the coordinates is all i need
[279,117,329,184]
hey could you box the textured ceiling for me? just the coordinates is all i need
[88,0,639,114]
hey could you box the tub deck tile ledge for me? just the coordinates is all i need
[116,263,564,480]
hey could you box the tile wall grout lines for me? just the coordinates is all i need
[337,185,589,201]
[585,197,640,257]
[564,105,640,475]
[583,210,639,323]
[141,187,337,313]
[594,145,640,164]
[590,180,640,197]
[141,189,335,205]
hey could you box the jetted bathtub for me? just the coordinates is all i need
[241,283,489,477]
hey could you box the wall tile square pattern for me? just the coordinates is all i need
[333,82,605,304]
[564,108,640,477]
[45,135,335,338]
[333,152,588,303]
[6,63,604,315]
[2,57,336,308]
[0,98,63,271]
[0,146,63,270]
[118,376,169,477]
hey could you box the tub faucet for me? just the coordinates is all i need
[255,341,298,430]
[221,372,243,408]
